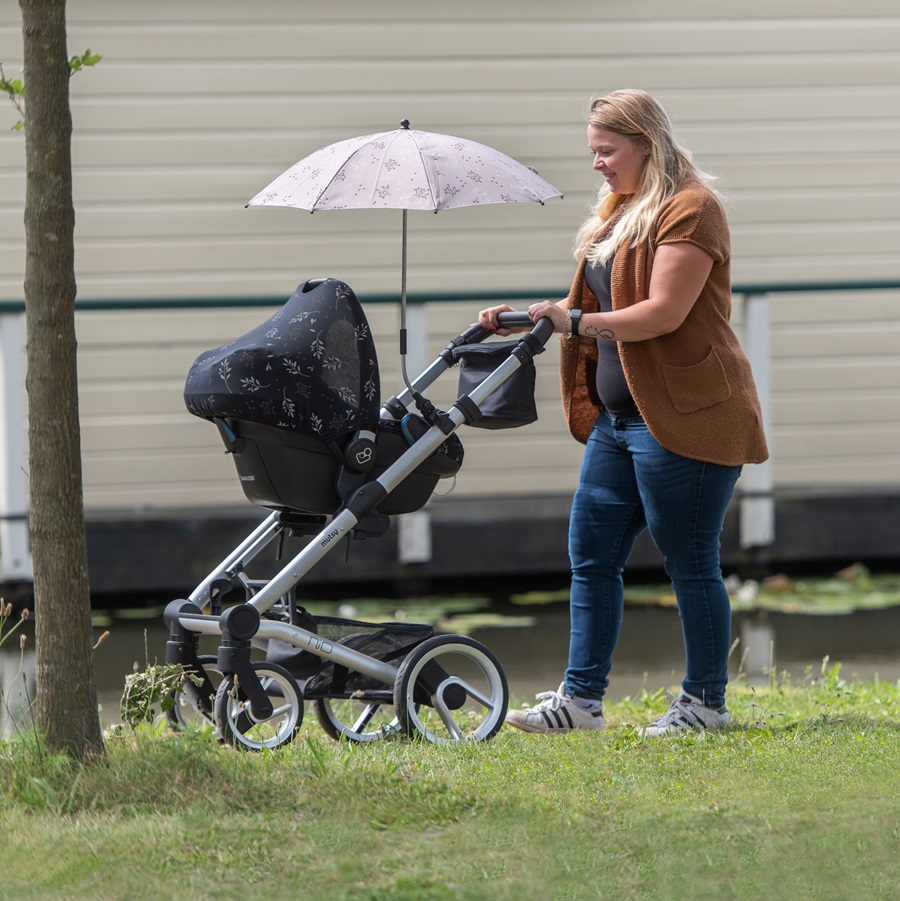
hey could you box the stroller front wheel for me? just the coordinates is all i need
[166,654,223,734]
[214,662,303,751]
[393,635,509,744]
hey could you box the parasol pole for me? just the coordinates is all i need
[400,206,414,392]
[398,118,416,395]
[399,207,437,420]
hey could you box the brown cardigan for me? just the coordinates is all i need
[559,184,769,466]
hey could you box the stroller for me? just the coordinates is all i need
[164,277,552,748]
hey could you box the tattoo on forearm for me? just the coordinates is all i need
[584,325,616,340]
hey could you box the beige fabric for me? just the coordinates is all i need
[560,184,769,466]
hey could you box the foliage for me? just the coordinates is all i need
[726,563,900,613]
[119,662,201,728]
[66,48,102,74]
[0,66,24,130]
[0,49,101,131]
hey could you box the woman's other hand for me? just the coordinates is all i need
[528,299,566,333]
[478,303,518,335]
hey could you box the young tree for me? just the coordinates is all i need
[15,0,103,758]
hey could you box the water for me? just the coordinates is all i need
[4,601,900,732]
[482,603,900,701]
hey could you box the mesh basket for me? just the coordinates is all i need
[301,616,435,699]
[264,605,323,680]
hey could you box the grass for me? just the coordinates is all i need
[1,661,898,900]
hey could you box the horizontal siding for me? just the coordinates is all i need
[767,288,900,488]
[1,1,899,518]
[3,5,900,299]
[69,286,900,510]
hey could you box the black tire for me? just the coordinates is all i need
[393,635,508,744]
[313,696,404,743]
[214,661,302,751]
[165,655,222,731]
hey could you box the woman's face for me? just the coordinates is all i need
[587,125,649,195]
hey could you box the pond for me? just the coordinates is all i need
[3,596,900,733]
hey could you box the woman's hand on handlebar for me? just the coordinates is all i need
[478,303,520,336]
[479,300,566,336]
[527,299,566,333]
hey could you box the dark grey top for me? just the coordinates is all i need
[583,256,638,416]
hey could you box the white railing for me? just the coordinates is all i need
[0,311,30,582]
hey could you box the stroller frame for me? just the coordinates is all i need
[165,282,552,748]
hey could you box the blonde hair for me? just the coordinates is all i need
[574,89,717,264]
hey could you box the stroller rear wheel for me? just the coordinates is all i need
[313,697,403,743]
[214,662,303,751]
[166,655,223,733]
[393,635,509,744]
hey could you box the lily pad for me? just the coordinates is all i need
[506,565,900,616]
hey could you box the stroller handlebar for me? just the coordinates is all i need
[497,312,555,346]
[392,311,556,417]
[460,312,555,347]
[496,311,534,329]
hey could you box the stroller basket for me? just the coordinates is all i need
[452,340,538,429]
[275,616,436,700]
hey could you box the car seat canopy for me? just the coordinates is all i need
[184,278,381,442]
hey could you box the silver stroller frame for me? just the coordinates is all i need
[164,298,553,749]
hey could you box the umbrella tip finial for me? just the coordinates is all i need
[400,118,411,130]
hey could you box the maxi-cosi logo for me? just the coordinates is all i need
[320,527,341,548]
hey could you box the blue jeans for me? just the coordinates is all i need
[565,411,742,708]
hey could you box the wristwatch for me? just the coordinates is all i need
[570,308,582,337]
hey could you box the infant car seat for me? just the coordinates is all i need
[184,278,462,517]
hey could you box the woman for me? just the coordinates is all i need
[479,89,768,736]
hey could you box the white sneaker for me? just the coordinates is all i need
[642,692,730,738]
[506,683,605,734]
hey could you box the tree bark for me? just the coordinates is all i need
[20,0,103,759]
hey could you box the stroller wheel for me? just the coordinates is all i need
[166,655,223,734]
[313,697,404,743]
[214,662,303,751]
[393,635,509,744]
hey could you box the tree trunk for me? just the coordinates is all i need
[20,0,103,759]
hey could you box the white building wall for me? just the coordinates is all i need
[0,0,898,516]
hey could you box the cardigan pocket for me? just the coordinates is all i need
[661,348,732,414]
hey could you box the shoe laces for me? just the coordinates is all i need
[529,684,569,712]
[652,698,689,727]
[651,693,716,728]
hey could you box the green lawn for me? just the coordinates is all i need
[1,662,898,900]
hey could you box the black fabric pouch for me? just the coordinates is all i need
[452,340,538,429]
